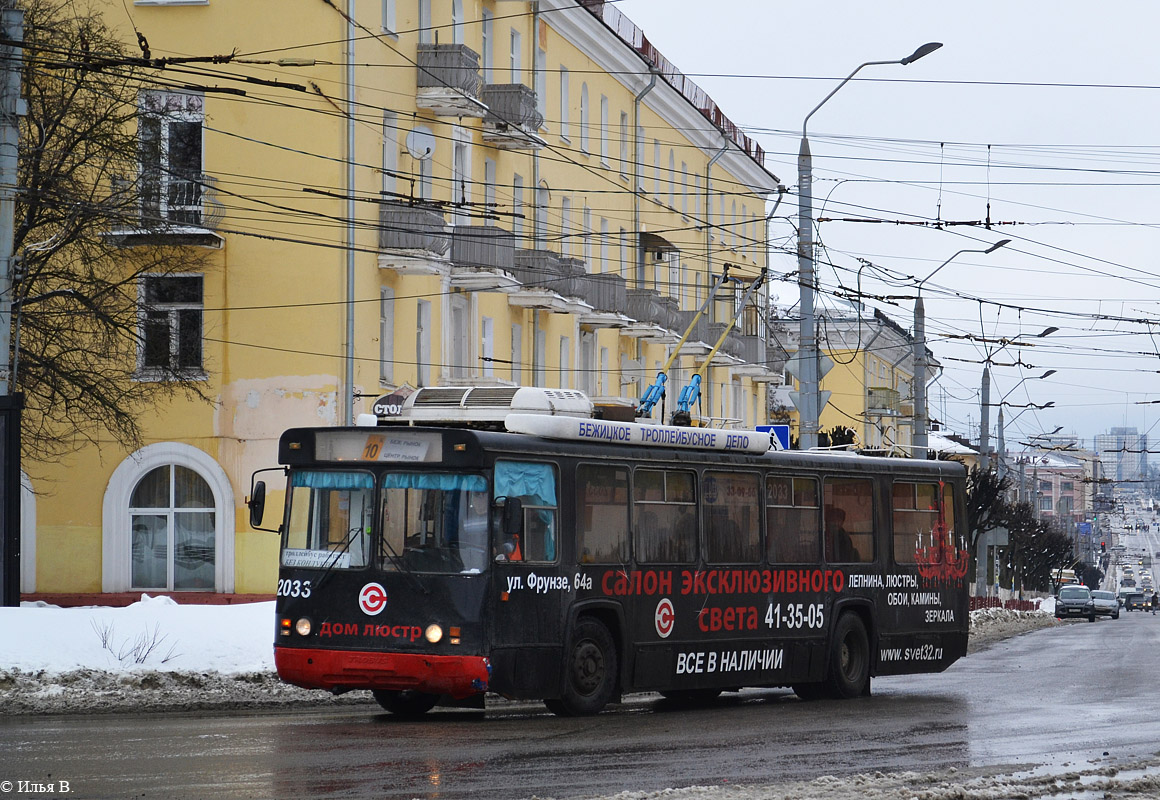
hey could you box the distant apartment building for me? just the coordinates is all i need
[1095,427,1148,483]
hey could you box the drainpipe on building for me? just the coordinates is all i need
[632,70,657,288]
[343,0,357,425]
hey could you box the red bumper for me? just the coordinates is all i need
[274,646,490,699]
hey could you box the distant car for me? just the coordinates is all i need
[1055,585,1096,622]
[1125,593,1148,611]
[1091,590,1120,619]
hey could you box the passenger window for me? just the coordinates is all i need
[494,460,558,562]
[823,478,875,563]
[577,464,629,564]
[893,481,957,565]
[766,476,819,563]
[634,469,696,563]
[704,471,760,563]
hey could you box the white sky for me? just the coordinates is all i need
[615,0,1160,452]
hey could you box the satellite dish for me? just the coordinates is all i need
[406,127,436,161]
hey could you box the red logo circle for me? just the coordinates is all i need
[359,582,388,616]
[655,598,675,638]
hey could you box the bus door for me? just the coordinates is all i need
[490,459,568,697]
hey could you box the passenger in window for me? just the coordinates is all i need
[826,506,859,562]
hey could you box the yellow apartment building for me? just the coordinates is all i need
[23,0,779,601]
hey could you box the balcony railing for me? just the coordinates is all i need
[867,386,901,415]
[416,44,485,117]
[707,322,743,359]
[511,248,564,291]
[576,272,627,314]
[450,225,514,270]
[106,173,224,247]
[379,201,450,256]
[481,84,545,149]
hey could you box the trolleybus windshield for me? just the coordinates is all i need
[381,472,489,573]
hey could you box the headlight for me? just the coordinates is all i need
[295,617,312,636]
[425,624,443,644]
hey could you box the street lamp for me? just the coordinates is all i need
[796,42,943,449]
[995,370,1058,475]
[979,327,1057,469]
[911,240,1010,455]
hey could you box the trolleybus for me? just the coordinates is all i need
[249,387,971,716]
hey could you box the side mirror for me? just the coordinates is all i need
[248,481,267,529]
[501,496,523,536]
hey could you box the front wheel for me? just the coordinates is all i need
[1088,613,1096,622]
[826,613,870,699]
[548,617,618,716]
[371,689,440,717]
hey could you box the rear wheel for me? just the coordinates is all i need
[548,617,618,716]
[371,689,439,717]
[826,613,870,699]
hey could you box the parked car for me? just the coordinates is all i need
[1125,592,1148,611]
[1091,590,1120,619]
[1055,585,1096,622]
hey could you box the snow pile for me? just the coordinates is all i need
[0,595,1058,716]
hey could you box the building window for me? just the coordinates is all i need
[451,0,464,44]
[582,205,592,266]
[449,293,470,379]
[535,47,547,126]
[535,184,549,249]
[653,140,661,196]
[139,91,204,227]
[382,0,396,36]
[560,196,572,257]
[416,299,431,387]
[509,29,521,83]
[481,317,494,377]
[129,464,216,590]
[512,173,524,244]
[667,149,675,209]
[619,228,627,280]
[559,67,570,140]
[559,336,570,389]
[481,9,493,84]
[380,288,394,384]
[418,0,432,43]
[680,162,688,216]
[483,158,496,225]
[599,95,609,165]
[579,83,589,153]
[382,111,398,196]
[511,323,522,383]
[139,274,203,378]
[579,331,596,395]
[452,130,470,225]
[534,326,546,386]
[599,345,609,395]
[619,112,629,178]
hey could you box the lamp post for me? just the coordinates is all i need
[911,240,1010,455]
[797,42,942,449]
[995,370,1058,476]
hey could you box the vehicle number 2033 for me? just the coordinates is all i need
[765,602,823,629]
[277,578,312,598]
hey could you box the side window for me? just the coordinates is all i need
[494,461,558,562]
[633,469,696,563]
[140,275,204,377]
[576,464,629,564]
[892,482,938,565]
[824,478,875,564]
[766,476,819,563]
[704,471,760,563]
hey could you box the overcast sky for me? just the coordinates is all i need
[616,0,1160,452]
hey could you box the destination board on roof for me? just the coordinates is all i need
[314,430,443,462]
[505,414,771,454]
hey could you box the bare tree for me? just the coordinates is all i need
[14,0,212,465]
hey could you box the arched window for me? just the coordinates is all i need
[103,442,235,593]
[129,465,216,590]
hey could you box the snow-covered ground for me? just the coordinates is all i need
[8,596,1159,799]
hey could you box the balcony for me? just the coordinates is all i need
[449,225,519,291]
[672,310,710,355]
[707,322,744,365]
[481,84,545,150]
[867,386,902,416]
[416,44,486,118]
[577,272,630,327]
[378,201,450,274]
[507,249,570,311]
[105,173,224,248]
[623,288,674,339]
[731,334,774,378]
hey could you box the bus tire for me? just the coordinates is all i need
[551,617,618,716]
[826,613,870,699]
[371,689,440,717]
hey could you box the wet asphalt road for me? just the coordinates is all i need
[2,613,1159,800]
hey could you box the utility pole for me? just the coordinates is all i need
[979,365,991,470]
[0,0,22,608]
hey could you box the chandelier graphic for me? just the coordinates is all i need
[913,482,970,584]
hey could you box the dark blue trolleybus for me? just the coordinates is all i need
[248,386,970,717]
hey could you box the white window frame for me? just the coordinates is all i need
[380,287,395,384]
[599,218,608,273]
[619,111,629,178]
[138,90,205,228]
[418,0,432,44]
[535,47,547,126]
[417,298,432,387]
[482,317,494,378]
[579,83,589,153]
[559,336,571,389]
[382,111,398,196]
[484,157,496,225]
[451,0,464,44]
[511,323,523,383]
[559,67,570,141]
[510,29,522,84]
[382,0,397,36]
[560,196,572,257]
[137,273,206,381]
[512,173,525,244]
[102,442,235,593]
[582,205,592,267]
[599,95,609,166]
[668,149,676,209]
[481,9,493,84]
